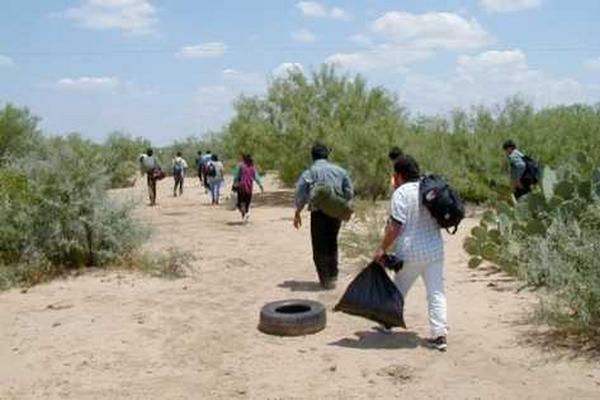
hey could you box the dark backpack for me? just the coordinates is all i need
[520,155,540,186]
[420,175,465,234]
[206,162,217,178]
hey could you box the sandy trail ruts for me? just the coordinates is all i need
[1,175,599,399]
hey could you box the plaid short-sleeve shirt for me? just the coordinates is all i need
[390,181,443,263]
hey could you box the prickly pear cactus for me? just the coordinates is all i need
[464,161,600,272]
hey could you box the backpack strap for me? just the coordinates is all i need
[446,226,459,235]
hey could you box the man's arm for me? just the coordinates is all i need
[373,219,403,261]
[342,172,354,201]
[293,171,311,229]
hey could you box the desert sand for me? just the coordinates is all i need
[1,175,599,399]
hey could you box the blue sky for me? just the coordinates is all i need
[1,0,599,145]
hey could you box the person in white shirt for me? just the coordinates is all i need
[172,151,188,197]
[373,154,448,351]
[139,148,161,206]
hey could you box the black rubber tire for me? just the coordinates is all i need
[258,299,327,336]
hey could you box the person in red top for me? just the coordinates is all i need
[233,154,264,222]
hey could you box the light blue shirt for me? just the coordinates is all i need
[295,159,354,209]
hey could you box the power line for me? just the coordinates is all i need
[3,46,600,57]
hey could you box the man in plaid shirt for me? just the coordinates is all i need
[373,154,448,351]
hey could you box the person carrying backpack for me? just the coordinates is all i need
[200,150,213,192]
[195,150,204,187]
[207,154,224,205]
[139,148,162,206]
[233,153,263,221]
[294,143,354,290]
[172,151,188,197]
[502,140,539,200]
[372,154,448,351]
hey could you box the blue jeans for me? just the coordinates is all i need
[210,180,223,204]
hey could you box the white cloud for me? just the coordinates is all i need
[296,2,351,20]
[330,7,352,20]
[373,11,490,50]
[584,57,600,72]
[399,49,587,113]
[291,29,317,43]
[57,0,158,35]
[56,76,120,92]
[0,55,14,67]
[326,44,433,72]
[348,34,372,46]
[480,0,542,13]
[273,62,305,76]
[177,42,228,59]
[297,1,327,17]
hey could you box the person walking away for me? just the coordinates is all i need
[172,151,188,197]
[234,154,263,222]
[139,148,161,206]
[294,143,354,289]
[195,150,204,187]
[207,154,224,205]
[502,140,535,200]
[372,154,448,351]
[201,150,213,192]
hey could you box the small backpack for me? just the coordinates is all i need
[420,175,465,234]
[206,162,217,178]
[520,155,540,186]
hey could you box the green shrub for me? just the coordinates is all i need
[524,217,600,337]
[465,157,600,339]
[102,132,151,188]
[0,136,149,288]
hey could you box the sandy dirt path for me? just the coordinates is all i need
[1,175,599,399]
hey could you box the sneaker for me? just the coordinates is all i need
[321,279,337,290]
[426,336,447,352]
[374,325,393,335]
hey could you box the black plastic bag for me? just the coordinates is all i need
[334,261,405,328]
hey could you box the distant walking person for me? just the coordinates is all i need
[234,154,263,221]
[139,148,161,206]
[207,154,224,205]
[503,140,538,200]
[294,143,354,289]
[373,154,448,351]
[195,150,204,187]
[172,151,188,197]
[201,150,213,191]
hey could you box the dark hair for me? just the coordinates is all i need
[211,154,218,162]
[394,155,420,182]
[206,149,212,154]
[243,153,253,166]
[388,146,403,161]
[502,140,516,150]
[176,151,182,157]
[146,148,153,156]
[197,150,202,155]
[311,143,330,161]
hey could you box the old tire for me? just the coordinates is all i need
[258,299,326,336]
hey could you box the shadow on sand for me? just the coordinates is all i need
[252,191,295,208]
[225,221,247,227]
[329,330,421,350]
[278,280,324,292]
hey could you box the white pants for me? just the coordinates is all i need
[394,259,447,338]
